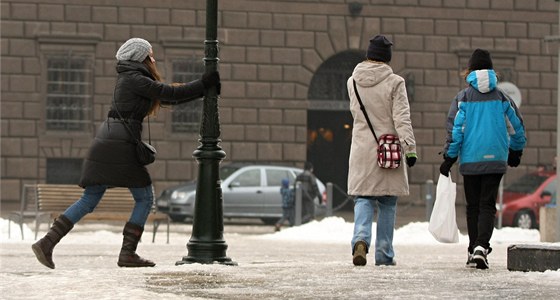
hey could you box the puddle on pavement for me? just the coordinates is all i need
[147,271,223,289]
[145,271,266,297]
[4,271,52,277]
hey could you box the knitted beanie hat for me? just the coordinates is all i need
[468,48,493,71]
[366,35,393,63]
[115,38,152,62]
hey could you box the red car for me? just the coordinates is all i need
[496,170,556,229]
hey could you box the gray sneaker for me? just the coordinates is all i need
[352,241,367,266]
[375,260,397,266]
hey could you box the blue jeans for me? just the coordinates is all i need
[63,185,154,227]
[351,196,397,265]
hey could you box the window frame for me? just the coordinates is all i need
[44,52,93,132]
[46,157,84,184]
[38,36,97,136]
[162,52,206,137]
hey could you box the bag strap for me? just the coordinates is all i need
[111,90,151,144]
[147,116,151,144]
[353,79,379,143]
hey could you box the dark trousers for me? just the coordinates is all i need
[276,207,294,227]
[302,197,315,224]
[463,173,503,253]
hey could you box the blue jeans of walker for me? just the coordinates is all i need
[62,185,154,227]
[351,196,397,265]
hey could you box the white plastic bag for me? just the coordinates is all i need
[428,174,459,243]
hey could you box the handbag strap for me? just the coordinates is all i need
[353,79,379,143]
[146,116,151,144]
[111,90,151,144]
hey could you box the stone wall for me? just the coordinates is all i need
[1,0,558,206]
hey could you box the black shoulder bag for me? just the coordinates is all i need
[352,79,402,169]
[112,97,156,166]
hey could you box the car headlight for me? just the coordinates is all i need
[170,191,195,205]
[156,198,168,207]
[171,191,188,200]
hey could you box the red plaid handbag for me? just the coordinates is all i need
[377,134,402,169]
[353,80,402,169]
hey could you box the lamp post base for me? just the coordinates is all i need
[176,241,237,266]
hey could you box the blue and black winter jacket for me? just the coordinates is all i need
[443,69,526,175]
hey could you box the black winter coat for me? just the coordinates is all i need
[79,61,205,188]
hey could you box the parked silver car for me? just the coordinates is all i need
[156,163,326,224]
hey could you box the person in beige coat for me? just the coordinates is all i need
[346,35,417,266]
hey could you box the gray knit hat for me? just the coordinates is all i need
[115,38,152,62]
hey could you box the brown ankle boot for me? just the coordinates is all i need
[117,222,155,267]
[31,215,74,269]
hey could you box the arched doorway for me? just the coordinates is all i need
[307,51,364,207]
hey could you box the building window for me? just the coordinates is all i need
[308,51,364,101]
[46,54,92,131]
[46,158,83,184]
[171,57,205,133]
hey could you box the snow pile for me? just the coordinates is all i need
[258,217,541,246]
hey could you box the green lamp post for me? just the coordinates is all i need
[176,0,236,266]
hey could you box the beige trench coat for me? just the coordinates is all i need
[346,61,416,197]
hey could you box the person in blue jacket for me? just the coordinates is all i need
[275,178,295,231]
[440,49,526,270]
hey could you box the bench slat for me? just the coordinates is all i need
[36,184,157,215]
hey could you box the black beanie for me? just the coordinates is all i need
[468,49,493,70]
[366,35,393,62]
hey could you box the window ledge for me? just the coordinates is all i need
[36,33,102,45]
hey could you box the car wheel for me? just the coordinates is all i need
[261,218,279,225]
[513,210,535,229]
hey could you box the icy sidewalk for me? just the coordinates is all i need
[1,218,559,299]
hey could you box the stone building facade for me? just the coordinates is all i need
[1,0,559,208]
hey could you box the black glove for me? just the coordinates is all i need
[508,149,522,167]
[439,154,458,177]
[201,71,221,94]
[406,153,417,168]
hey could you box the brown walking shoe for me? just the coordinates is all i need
[352,241,367,266]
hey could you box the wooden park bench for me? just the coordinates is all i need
[8,184,169,243]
